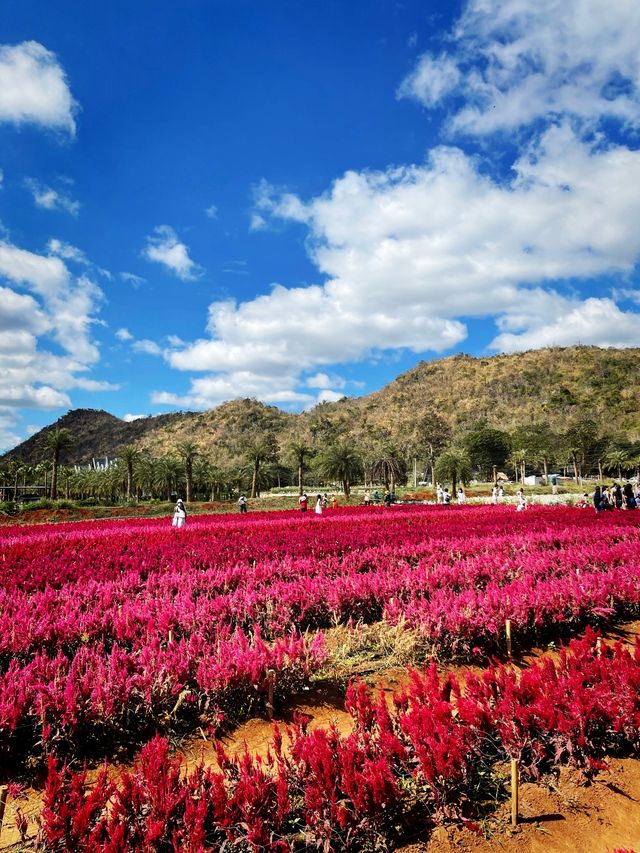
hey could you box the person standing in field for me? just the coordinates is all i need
[491,485,498,505]
[299,492,308,512]
[172,498,187,527]
[612,482,623,509]
[363,490,371,506]
[457,487,465,505]
[593,485,602,512]
[238,494,248,513]
[315,494,323,515]
[623,482,637,509]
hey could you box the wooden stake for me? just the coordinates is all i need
[596,637,602,658]
[511,759,519,827]
[266,669,276,720]
[168,629,173,644]
[505,619,512,659]
[0,785,8,840]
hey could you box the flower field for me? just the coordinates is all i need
[1,504,640,850]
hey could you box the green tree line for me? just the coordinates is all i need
[2,411,640,505]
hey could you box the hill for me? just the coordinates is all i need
[0,409,188,467]
[312,345,640,436]
[2,346,639,465]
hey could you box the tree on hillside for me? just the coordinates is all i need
[308,404,342,447]
[316,442,363,498]
[434,448,472,497]
[410,410,451,487]
[118,445,141,500]
[286,440,314,496]
[43,429,74,499]
[509,424,544,484]
[463,425,510,481]
[528,423,560,483]
[175,440,200,503]
[562,416,600,482]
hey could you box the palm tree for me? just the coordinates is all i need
[175,441,200,503]
[287,441,313,496]
[434,448,472,497]
[316,442,363,499]
[8,458,25,502]
[370,444,407,491]
[604,449,631,481]
[43,428,74,499]
[154,456,183,501]
[135,453,157,498]
[0,467,9,501]
[242,432,278,499]
[35,460,53,498]
[118,445,141,501]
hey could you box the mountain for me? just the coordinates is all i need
[0,409,188,467]
[311,345,640,436]
[2,346,639,465]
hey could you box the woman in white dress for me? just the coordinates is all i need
[172,498,187,527]
[315,494,323,515]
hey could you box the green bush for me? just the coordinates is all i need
[24,499,54,510]
[55,500,76,510]
[0,500,20,516]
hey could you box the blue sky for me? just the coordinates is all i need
[1,0,639,450]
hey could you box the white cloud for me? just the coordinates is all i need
[115,328,133,341]
[156,121,640,408]
[0,41,77,135]
[612,288,640,306]
[305,372,346,390]
[151,371,317,410]
[251,179,310,227]
[315,389,345,404]
[397,53,461,106]
[121,271,146,287]
[122,413,146,422]
[399,0,640,135]
[492,297,640,352]
[142,225,202,281]
[222,260,249,275]
[47,238,88,264]
[249,212,268,232]
[0,239,106,435]
[204,204,218,219]
[26,179,80,215]
[132,339,162,356]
